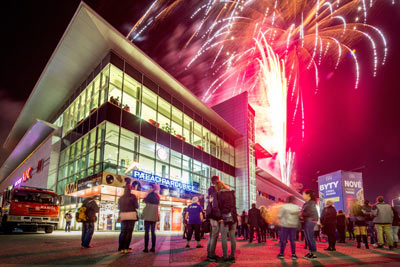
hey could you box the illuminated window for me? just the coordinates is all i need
[122,74,141,115]
[138,155,155,174]
[141,87,157,122]
[171,107,183,137]
[140,137,155,158]
[109,65,123,107]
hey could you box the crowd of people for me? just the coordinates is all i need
[74,176,400,262]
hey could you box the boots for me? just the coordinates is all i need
[356,235,361,248]
[362,235,369,249]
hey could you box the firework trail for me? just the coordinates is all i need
[127,0,394,185]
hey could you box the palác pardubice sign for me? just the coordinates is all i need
[132,170,198,193]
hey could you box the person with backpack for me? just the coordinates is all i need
[118,185,138,253]
[80,196,99,248]
[215,180,237,263]
[142,184,160,253]
[64,211,73,232]
[185,197,204,248]
[321,200,337,251]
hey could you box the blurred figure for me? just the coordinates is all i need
[314,221,321,242]
[392,206,400,248]
[321,200,337,251]
[182,207,188,239]
[118,185,138,253]
[372,196,394,249]
[277,196,300,260]
[350,199,369,249]
[185,197,204,249]
[259,206,268,243]
[337,210,347,243]
[236,213,242,238]
[363,200,375,245]
[142,184,160,253]
[301,189,319,260]
[347,218,355,240]
[64,210,72,232]
[248,203,261,243]
[241,210,249,240]
[206,176,221,262]
[215,181,237,263]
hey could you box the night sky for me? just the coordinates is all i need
[1,1,399,203]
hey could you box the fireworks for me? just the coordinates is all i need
[127,0,394,185]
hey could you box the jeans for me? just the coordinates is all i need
[81,222,95,247]
[119,220,136,250]
[207,219,220,257]
[304,221,317,253]
[241,224,248,239]
[279,227,297,255]
[144,221,156,249]
[187,224,201,241]
[220,222,236,258]
[65,221,71,232]
[249,225,260,242]
[376,224,393,246]
[392,226,399,243]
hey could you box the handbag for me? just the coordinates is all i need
[222,212,234,223]
[120,211,138,221]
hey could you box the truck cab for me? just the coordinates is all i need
[0,186,60,233]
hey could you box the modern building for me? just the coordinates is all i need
[0,3,303,232]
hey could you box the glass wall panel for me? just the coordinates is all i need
[170,150,182,168]
[105,122,120,145]
[156,161,169,178]
[120,128,139,152]
[183,115,193,144]
[202,128,210,153]
[138,155,155,174]
[100,65,110,106]
[193,122,202,148]
[122,74,141,115]
[139,137,155,158]
[171,107,183,138]
[109,65,123,107]
[170,166,181,181]
[141,87,157,123]
[210,133,217,157]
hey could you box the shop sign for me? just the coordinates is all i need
[65,175,102,195]
[14,167,33,187]
[132,170,198,193]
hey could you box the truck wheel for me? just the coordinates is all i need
[45,226,53,233]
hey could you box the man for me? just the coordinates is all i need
[248,203,261,243]
[185,197,204,248]
[206,175,220,262]
[392,207,400,248]
[321,200,337,251]
[81,196,99,248]
[336,210,347,243]
[64,211,73,232]
[241,210,249,240]
[363,200,375,245]
[277,196,301,260]
[372,196,394,249]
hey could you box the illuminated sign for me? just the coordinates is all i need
[14,168,33,187]
[132,170,198,193]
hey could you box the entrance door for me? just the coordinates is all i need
[160,206,171,232]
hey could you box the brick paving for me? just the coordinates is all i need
[0,231,399,266]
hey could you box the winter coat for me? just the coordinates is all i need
[142,192,160,222]
[301,200,319,222]
[321,206,337,226]
[82,198,99,223]
[118,194,138,212]
[372,202,394,224]
[278,203,300,228]
[216,189,237,223]
[206,186,220,220]
[248,207,261,227]
[337,213,346,227]
[241,213,248,225]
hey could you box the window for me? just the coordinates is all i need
[105,122,120,145]
[202,128,210,153]
[119,128,139,152]
[158,98,172,134]
[100,65,110,106]
[210,133,217,157]
[109,65,123,107]
[140,137,155,158]
[183,115,193,144]
[156,161,169,178]
[122,74,141,115]
[170,166,181,181]
[170,150,182,168]
[119,147,137,174]
[171,107,183,137]
[138,155,154,174]
[193,122,202,148]
[182,155,192,171]
[141,87,157,123]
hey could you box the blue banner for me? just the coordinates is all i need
[132,170,198,193]
[318,171,344,212]
[341,172,364,215]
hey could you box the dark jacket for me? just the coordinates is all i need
[206,186,220,220]
[363,204,373,221]
[241,213,248,226]
[301,200,319,222]
[248,207,261,227]
[216,189,237,222]
[321,206,337,226]
[337,213,346,227]
[142,192,160,222]
[118,194,138,212]
[392,207,400,226]
[83,197,99,223]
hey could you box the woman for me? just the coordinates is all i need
[337,210,347,243]
[142,184,160,253]
[301,189,319,260]
[118,185,138,253]
[277,196,300,260]
[350,199,369,249]
[215,181,237,263]
[321,200,337,251]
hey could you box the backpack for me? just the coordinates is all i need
[75,206,88,223]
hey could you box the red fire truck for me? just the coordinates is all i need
[0,186,61,233]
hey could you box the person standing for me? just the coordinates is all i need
[337,210,347,243]
[277,196,301,260]
[372,196,394,249]
[248,203,261,243]
[301,189,319,260]
[259,206,268,243]
[64,211,73,232]
[236,213,242,238]
[206,175,221,262]
[350,200,369,249]
[363,200,375,246]
[391,207,400,248]
[142,184,160,253]
[241,210,249,240]
[215,180,238,263]
[182,207,188,239]
[81,196,99,248]
[118,185,138,253]
[347,218,355,240]
[185,197,204,248]
[321,200,337,251]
